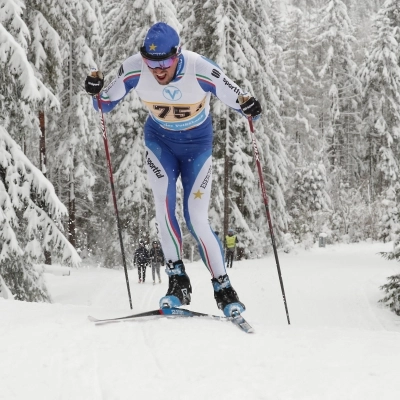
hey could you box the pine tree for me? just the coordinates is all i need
[243,0,291,249]
[45,0,103,257]
[287,162,330,246]
[0,0,79,301]
[359,0,400,200]
[283,6,319,164]
[0,0,56,147]
[312,0,361,181]
[328,169,380,242]
[379,274,400,316]
[0,126,80,301]
[23,0,68,264]
[378,186,400,243]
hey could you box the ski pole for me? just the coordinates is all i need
[240,100,290,324]
[96,91,133,309]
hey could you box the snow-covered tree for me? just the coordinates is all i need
[380,274,400,316]
[46,0,103,255]
[327,171,383,243]
[287,162,331,245]
[378,186,400,243]
[242,0,291,248]
[0,126,80,301]
[0,0,57,145]
[23,0,69,263]
[312,0,361,180]
[283,6,319,164]
[0,0,80,300]
[359,0,400,200]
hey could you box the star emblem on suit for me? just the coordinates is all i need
[193,190,204,199]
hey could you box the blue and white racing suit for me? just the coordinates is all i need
[93,50,246,278]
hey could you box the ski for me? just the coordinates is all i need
[88,307,225,324]
[231,311,254,333]
[88,309,164,323]
[88,307,254,333]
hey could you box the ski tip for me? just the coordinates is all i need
[87,315,98,323]
[231,312,255,333]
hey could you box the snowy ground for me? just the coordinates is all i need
[1,241,400,400]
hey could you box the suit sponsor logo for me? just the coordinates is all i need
[163,86,182,101]
[200,166,212,189]
[223,78,240,94]
[211,69,220,78]
[104,78,117,93]
[171,309,185,315]
[146,156,164,178]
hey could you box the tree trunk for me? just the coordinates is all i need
[68,170,76,247]
[67,41,77,249]
[39,111,52,265]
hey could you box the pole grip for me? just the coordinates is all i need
[238,94,254,132]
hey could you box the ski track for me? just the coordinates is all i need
[2,242,400,400]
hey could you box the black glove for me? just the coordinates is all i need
[85,71,104,96]
[239,94,262,117]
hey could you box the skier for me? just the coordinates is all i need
[84,22,261,317]
[133,239,150,283]
[225,228,238,268]
[149,240,165,285]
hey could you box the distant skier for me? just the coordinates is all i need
[149,240,165,285]
[225,229,238,268]
[134,240,150,283]
[84,22,261,317]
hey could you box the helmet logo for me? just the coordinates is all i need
[149,43,157,51]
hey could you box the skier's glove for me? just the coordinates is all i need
[238,93,262,117]
[85,71,104,96]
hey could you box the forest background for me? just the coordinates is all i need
[2,0,400,309]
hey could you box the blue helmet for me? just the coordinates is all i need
[140,22,180,61]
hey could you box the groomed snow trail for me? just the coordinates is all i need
[1,242,400,400]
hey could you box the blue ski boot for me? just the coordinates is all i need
[212,274,245,317]
[159,260,192,308]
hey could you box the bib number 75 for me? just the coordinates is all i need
[154,105,191,119]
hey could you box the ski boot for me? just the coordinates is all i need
[159,260,192,308]
[212,274,245,317]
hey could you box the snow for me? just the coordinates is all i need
[1,241,400,400]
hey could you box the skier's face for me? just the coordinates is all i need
[147,57,179,85]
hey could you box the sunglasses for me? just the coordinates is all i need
[143,56,177,70]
